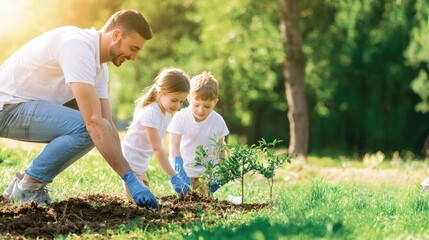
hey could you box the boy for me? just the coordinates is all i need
[168,71,229,196]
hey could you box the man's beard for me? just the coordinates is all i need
[110,40,123,67]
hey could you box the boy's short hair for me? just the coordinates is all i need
[190,71,218,100]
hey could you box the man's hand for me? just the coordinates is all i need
[169,174,191,195]
[173,156,191,185]
[122,171,159,209]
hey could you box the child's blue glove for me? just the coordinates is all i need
[173,156,191,185]
[122,171,159,209]
[209,171,222,193]
[170,174,191,195]
[209,184,221,193]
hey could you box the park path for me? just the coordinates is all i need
[282,163,429,187]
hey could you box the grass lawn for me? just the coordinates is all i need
[1,138,429,239]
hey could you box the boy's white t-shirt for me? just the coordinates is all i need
[0,26,108,110]
[167,107,229,178]
[122,102,172,173]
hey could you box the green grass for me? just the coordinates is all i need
[1,143,429,239]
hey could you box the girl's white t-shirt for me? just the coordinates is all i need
[167,107,229,178]
[122,102,172,173]
[0,26,108,110]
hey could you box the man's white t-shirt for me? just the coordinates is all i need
[167,107,229,178]
[0,26,109,110]
[122,102,172,173]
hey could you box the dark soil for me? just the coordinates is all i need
[0,192,268,239]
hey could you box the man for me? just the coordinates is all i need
[0,9,158,209]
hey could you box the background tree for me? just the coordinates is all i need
[279,0,309,157]
[404,0,429,158]
[184,0,288,145]
[2,0,428,157]
[109,0,199,123]
[301,0,426,155]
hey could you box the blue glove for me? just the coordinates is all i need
[209,184,221,193]
[122,171,159,209]
[173,156,191,185]
[170,174,191,195]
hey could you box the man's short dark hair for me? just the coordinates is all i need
[103,9,153,40]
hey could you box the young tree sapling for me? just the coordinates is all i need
[256,139,293,202]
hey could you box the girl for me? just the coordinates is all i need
[121,67,191,201]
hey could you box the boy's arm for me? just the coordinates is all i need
[217,137,227,161]
[208,137,227,194]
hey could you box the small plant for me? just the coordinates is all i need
[217,143,260,204]
[256,139,293,202]
[194,138,291,204]
[193,137,228,197]
[194,138,260,202]
[194,145,217,196]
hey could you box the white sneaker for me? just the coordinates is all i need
[2,172,24,201]
[421,177,429,190]
[226,195,243,205]
[9,179,53,205]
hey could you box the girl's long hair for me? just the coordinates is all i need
[134,67,190,116]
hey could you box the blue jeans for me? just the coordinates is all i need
[0,100,96,183]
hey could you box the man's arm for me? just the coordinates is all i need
[70,82,131,176]
[100,98,122,146]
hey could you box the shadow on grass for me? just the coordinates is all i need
[191,217,350,239]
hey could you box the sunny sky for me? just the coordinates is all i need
[0,0,30,32]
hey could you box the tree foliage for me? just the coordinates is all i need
[301,0,427,153]
[2,0,428,155]
[404,0,429,114]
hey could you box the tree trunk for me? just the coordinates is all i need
[279,0,309,157]
[241,175,244,204]
[423,135,429,160]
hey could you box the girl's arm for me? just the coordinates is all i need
[146,127,191,195]
[146,127,176,177]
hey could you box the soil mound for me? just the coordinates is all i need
[0,192,267,239]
